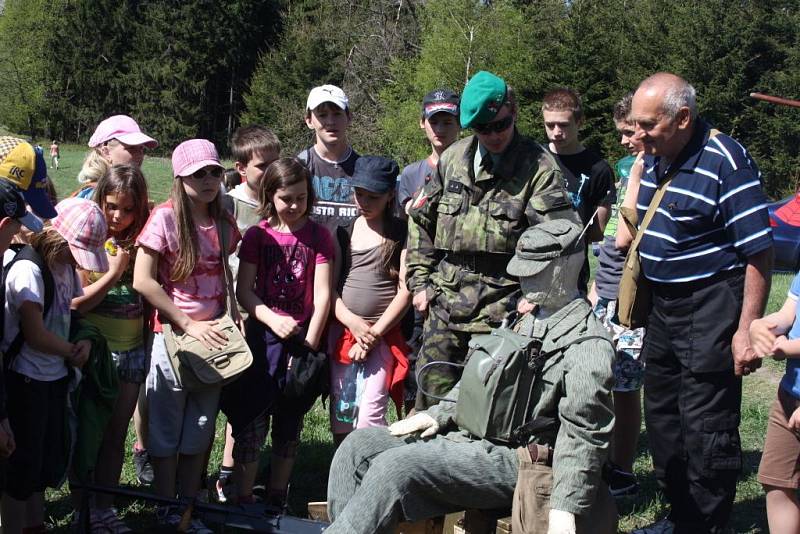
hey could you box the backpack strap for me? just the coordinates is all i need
[215,214,242,323]
[2,245,55,370]
[509,333,616,446]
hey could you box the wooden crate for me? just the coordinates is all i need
[307,502,445,533]
[495,516,512,534]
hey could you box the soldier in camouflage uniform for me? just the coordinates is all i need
[407,71,581,409]
[325,220,616,534]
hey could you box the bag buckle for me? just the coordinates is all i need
[211,355,232,369]
[526,339,544,372]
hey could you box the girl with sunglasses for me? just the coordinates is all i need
[133,139,240,533]
[74,115,158,199]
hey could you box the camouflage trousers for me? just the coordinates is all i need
[414,306,474,411]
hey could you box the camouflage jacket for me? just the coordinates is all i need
[406,131,580,332]
[427,299,615,515]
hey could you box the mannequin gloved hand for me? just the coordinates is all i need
[388,413,439,438]
[547,509,576,534]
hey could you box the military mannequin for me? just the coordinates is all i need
[406,70,580,410]
[325,220,616,534]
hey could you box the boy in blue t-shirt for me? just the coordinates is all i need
[750,272,800,532]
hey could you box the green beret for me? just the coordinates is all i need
[460,71,507,128]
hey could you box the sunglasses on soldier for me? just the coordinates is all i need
[472,115,514,135]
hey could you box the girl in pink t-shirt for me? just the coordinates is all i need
[231,157,332,506]
[133,139,240,531]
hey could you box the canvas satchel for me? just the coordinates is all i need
[618,130,720,329]
[162,217,253,390]
[616,177,671,330]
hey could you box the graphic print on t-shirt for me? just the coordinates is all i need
[263,243,310,317]
[568,173,590,209]
[299,147,360,233]
[313,174,358,220]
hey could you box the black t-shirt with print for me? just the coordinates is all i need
[550,147,616,226]
[550,147,616,293]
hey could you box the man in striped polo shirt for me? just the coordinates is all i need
[627,73,773,534]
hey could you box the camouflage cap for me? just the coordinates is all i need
[506,219,583,277]
[460,71,507,128]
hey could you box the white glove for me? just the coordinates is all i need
[547,509,576,534]
[388,413,439,438]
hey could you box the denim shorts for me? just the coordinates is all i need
[111,345,148,384]
[593,297,645,392]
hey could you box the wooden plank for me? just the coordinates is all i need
[495,516,512,534]
[307,501,329,522]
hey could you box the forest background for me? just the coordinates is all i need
[1,0,800,199]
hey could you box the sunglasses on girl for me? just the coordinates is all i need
[192,167,224,180]
[472,114,514,135]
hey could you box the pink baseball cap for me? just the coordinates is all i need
[52,198,109,273]
[88,115,158,149]
[171,139,223,178]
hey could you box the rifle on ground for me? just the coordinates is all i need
[72,482,328,533]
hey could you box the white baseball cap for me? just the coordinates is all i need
[306,85,349,111]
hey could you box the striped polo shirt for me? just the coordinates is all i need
[636,120,772,284]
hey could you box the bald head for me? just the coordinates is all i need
[637,73,697,121]
[630,72,697,161]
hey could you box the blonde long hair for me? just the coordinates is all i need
[169,177,223,282]
[77,149,110,184]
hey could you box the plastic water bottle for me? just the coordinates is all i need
[335,362,364,423]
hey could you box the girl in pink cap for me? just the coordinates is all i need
[0,198,108,534]
[133,139,240,532]
[69,165,151,532]
[74,115,158,199]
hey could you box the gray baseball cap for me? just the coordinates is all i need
[506,219,583,277]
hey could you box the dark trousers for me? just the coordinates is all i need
[642,273,744,534]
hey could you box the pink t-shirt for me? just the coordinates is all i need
[136,201,241,329]
[238,219,333,324]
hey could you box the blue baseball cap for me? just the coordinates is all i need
[351,156,400,194]
[0,180,43,232]
[22,146,57,219]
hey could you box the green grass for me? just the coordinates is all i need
[33,143,790,532]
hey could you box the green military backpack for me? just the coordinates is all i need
[447,325,610,445]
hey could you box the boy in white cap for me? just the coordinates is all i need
[298,84,360,234]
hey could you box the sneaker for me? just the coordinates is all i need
[91,508,132,534]
[71,509,104,533]
[184,518,214,534]
[607,465,639,497]
[156,506,214,533]
[156,506,182,528]
[631,517,676,534]
[133,448,154,486]
[252,483,266,501]
[214,476,234,504]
